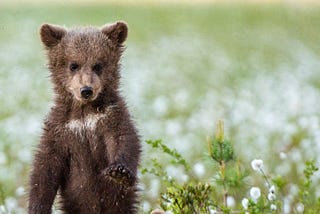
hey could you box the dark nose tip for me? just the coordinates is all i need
[80,86,93,99]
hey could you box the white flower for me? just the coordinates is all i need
[5,197,17,212]
[181,174,189,182]
[268,192,276,201]
[296,203,304,213]
[283,198,291,214]
[279,152,287,159]
[193,162,205,177]
[251,159,264,171]
[15,186,25,197]
[227,196,235,207]
[250,187,261,202]
[0,205,6,213]
[0,152,7,164]
[270,204,277,211]
[268,185,276,200]
[241,198,249,210]
[269,185,276,194]
[142,201,151,212]
[209,209,217,214]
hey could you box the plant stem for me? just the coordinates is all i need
[259,168,271,188]
[224,192,228,207]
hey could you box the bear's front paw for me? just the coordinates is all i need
[102,164,135,187]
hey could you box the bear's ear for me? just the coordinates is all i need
[101,21,128,45]
[40,24,66,48]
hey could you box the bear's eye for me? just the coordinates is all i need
[69,63,79,72]
[92,63,103,75]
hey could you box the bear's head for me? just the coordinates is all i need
[40,21,128,104]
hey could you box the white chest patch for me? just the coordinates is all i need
[66,113,106,134]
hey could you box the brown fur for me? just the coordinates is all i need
[28,21,141,214]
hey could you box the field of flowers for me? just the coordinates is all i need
[0,2,320,213]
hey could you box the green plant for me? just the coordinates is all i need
[207,120,247,209]
[142,121,320,214]
[297,160,319,214]
[142,121,248,213]
[160,182,216,214]
[0,184,4,205]
[141,139,217,213]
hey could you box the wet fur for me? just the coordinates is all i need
[28,22,141,214]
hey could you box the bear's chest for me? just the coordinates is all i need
[65,113,106,138]
[63,113,109,173]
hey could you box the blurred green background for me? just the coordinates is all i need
[1,1,320,213]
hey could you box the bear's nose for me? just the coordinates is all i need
[80,86,93,99]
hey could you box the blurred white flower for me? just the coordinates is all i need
[166,166,188,182]
[269,185,276,194]
[268,192,276,201]
[165,120,181,136]
[193,162,205,177]
[18,147,32,162]
[268,185,276,200]
[279,152,287,160]
[289,184,299,196]
[149,179,160,198]
[209,209,217,214]
[0,205,6,213]
[227,196,235,207]
[15,186,25,197]
[251,159,263,171]
[250,187,261,202]
[181,174,189,182]
[0,152,7,165]
[153,96,168,116]
[241,198,249,210]
[296,203,304,213]
[283,198,291,214]
[270,204,277,211]
[142,201,150,212]
[291,149,302,162]
[5,197,17,212]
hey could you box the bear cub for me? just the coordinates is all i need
[28,21,141,214]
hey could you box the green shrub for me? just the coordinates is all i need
[142,121,320,214]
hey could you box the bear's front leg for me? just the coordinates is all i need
[103,131,141,188]
[102,107,141,188]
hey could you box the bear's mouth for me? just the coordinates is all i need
[78,92,100,103]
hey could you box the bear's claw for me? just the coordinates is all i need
[103,164,135,186]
